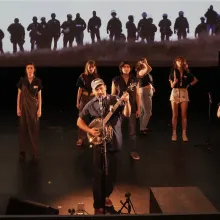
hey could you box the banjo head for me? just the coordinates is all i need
[87,118,113,146]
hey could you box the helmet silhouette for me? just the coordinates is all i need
[128,15,134,21]
[142,12,147,17]
[111,10,116,16]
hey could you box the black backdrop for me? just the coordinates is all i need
[0,66,219,126]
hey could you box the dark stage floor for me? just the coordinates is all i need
[0,110,220,215]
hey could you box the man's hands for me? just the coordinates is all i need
[37,109,42,118]
[121,92,129,103]
[17,108,42,118]
[89,127,100,137]
[17,108,21,117]
[136,109,140,118]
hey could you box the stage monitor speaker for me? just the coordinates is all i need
[150,187,217,214]
[5,197,59,215]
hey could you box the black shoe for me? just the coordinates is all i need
[32,155,39,162]
[19,151,26,162]
[140,130,148,136]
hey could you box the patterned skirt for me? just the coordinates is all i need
[170,88,189,103]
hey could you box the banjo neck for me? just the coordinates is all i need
[103,98,123,125]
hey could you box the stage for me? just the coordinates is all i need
[0,110,220,216]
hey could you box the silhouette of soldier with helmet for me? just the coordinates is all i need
[147,18,157,43]
[61,14,75,47]
[158,13,172,41]
[120,33,126,42]
[204,5,218,35]
[107,10,122,41]
[0,29,4,53]
[37,17,50,49]
[174,11,189,40]
[195,17,207,38]
[7,18,25,53]
[73,13,86,46]
[88,11,101,43]
[137,12,150,42]
[215,14,220,35]
[126,15,137,43]
[47,13,61,50]
[27,16,40,51]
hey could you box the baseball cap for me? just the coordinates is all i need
[91,78,104,90]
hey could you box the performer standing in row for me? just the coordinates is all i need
[17,63,42,162]
[136,57,155,135]
[111,61,140,160]
[169,56,198,141]
[77,78,131,214]
[217,103,220,118]
[76,60,99,147]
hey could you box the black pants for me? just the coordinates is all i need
[0,41,3,53]
[49,35,59,50]
[123,113,137,151]
[90,29,101,43]
[92,146,118,209]
[177,31,187,40]
[63,34,74,47]
[161,33,170,41]
[12,42,24,53]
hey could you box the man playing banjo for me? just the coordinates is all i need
[77,78,131,214]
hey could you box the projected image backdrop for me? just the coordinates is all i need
[0,0,219,53]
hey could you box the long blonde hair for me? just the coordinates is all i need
[84,60,98,75]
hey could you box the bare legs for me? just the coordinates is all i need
[171,101,188,141]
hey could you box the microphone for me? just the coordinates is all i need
[208,92,212,104]
[98,95,103,110]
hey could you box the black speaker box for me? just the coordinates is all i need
[5,197,59,215]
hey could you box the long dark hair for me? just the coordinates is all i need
[119,61,133,75]
[173,56,189,73]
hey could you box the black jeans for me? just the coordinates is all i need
[92,146,118,209]
[123,113,137,151]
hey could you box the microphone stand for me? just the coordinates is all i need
[194,92,212,151]
[99,96,108,214]
[117,193,137,214]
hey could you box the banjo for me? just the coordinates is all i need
[87,82,137,146]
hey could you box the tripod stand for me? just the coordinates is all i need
[117,193,137,214]
[194,92,212,151]
[99,96,108,215]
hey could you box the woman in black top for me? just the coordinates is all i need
[76,60,99,147]
[136,57,155,135]
[169,56,198,142]
[17,63,42,162]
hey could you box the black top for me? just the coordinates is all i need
[76,73,98,94]
[17,76,42,97]
[169,68,195,88]
[112,75,138,113]
[138,72,154,88]
[79,94,125,152]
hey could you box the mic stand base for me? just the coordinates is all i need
[117,197,137,215]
